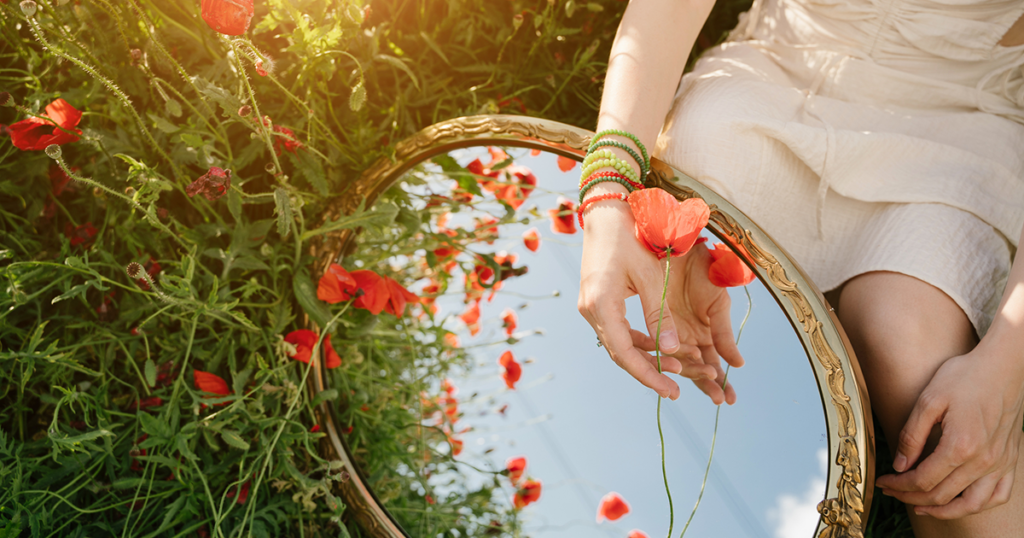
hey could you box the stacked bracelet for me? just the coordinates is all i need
[579,172,643,203]
[590,129,650,175]
[581,149,641,184]
[589,139,648,178]
[576,192,629,230]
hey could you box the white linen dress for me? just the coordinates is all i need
[656,0,1024,335]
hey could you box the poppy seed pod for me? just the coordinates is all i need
[200,0,254,36]
[19,0,37,17]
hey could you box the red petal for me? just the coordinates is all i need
[350,270,389,315]
[501,308,518,336]
[317,263,357,304]
[505,456,527,485]
[284,329,318,364]
[514,479,542,509]
[498,350,522,389]
[522,228,541,252]
[324,336,342,369]
[628,189,709,258]
[44,98,82,130]
[548,199,577,235]
[596,492,631,522]
[193,370,231,397]
[556,155,577,172]
[383,277,419,317]
[707,243,756,287]
[459,302,480,325]
[200,0,254,35]
[628,531,650,538]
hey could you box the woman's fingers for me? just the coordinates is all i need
[913,471,1011,520]
[708,292,744,368]
[629,329,686,374]
[638,268,681,354]
[699,344,736,405]
[581,295,681,399]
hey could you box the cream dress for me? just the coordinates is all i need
[656,0,1024,335]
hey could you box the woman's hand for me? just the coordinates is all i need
[875,342,1024,519]
[577,192,744,404]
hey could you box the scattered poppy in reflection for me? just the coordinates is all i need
[513,479,542,509]
[193,370,230,406]
[185,167,232,201]
[448,435,463,456]
[441,378,458,396]
[628,531,650,538]
[474,215,500,244]
[530,148,541,156]
[506,456,527,485]
[226,480,251,504]
[383,277,419,317]
[493,165,537,209]
[497,403,509,416]
[425,494,435,505]
[501,308,517,336]
[317,263,357,304]
[548,197,577,234]
[443,333,461,349]
[8,98,82,151]
[522,228,540,252]
[460,302,481,336]
[557,155,577,172]
[433,228,461,259]
[499,350,522,389]
[436,212,451,229]
[707,242,756,287]
[596,492,631,522]
[628,188,709,259]
[65,222,97,248]
[310,425,321,433]
[350,270,389,315]
[200,0,254,35]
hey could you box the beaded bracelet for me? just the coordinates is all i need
[588,139,648,178]
[576,192,629,230]
[581,150,640,184]
[590,129,650,171]
[580,171,645,192]
[579,177,634,203]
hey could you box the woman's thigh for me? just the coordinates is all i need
[837,271,1024,537]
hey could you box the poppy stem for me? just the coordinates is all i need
[678,285,753,538]
[654,249,675,538]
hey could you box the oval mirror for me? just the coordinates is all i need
[304,115,874,537]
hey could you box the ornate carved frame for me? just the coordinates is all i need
[306,115,875,538]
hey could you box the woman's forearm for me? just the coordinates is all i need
[981,226,1024,366]
[596,0,716,151]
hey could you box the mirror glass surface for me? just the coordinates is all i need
[342,146,828,538]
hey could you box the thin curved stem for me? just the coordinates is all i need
[655,251,674,537]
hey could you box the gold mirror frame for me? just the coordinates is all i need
[304,115,875,538]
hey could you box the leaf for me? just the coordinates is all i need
[293,268,332,329]
[293,151,328,195]
[165,99,183,117]
[274,188,292,238]
[138,411,172,440]
[310,388,338,408]
[300,199,399,241]
[159,496,187,532]
[231,256,270,271]
[228,310,259,331]
[193,77,243,115]
[375,54,420,91]
[147,112,179,134]
[220,429,251,451]
[227,189,243,223]
[419,31,450,65]
[144,359,157,388]
[349,80,366,112]
[179,133,204,148]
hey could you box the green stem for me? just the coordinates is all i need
[229,41,283,179]
[654,251,674,537]
[678,285,753,537]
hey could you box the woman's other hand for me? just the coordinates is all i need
[577,188,744,404]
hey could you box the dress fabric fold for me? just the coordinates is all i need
[656,0,1024,335]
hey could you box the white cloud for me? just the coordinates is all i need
[767,448,828,538]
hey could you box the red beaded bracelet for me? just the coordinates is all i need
[579,170,645,191]
[577,192,629,230]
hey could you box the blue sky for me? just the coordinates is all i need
[407,148,829,538]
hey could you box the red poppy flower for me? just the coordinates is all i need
[200,0,254,35]
[530,148,541,156]
[628,188,709,259]
[273,125,301,155]
[707,243,756,287]
[506,456,527,485]
[474,215,500,244]
[522,228,540,252]
[436,212,451,228]
[135,258,161,291]
[628,531,650,538]
[65,222,97,248]
[425,494,436,505]
[350,270,389,315]
[514,479,542,509]
[548,197,577,234]
[499,350,522,389]
[8,98,82,151]
[557,155,577,172]
[318,263,358,304]
[493,165,537,209]
[193,370,230,406]
[596,492,630,523]
[284,329,318,364]
[497,94,527,114]
[185,167,232,201]
[226,480,251,504]
[433,228,461,259]
[384,277,419,317]
[501,308,517,336]
[134,397,163,410]
[442,396,459,422]
[324,336,342,369]
[310,424,321,433]
[459,302,480,326]
[467,157,501,192]
[448,435,463,456]
[443,333,461,349]
[441,378,458,396]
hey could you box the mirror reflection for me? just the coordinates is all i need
[328,146,828,538]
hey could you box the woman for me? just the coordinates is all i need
[576,0,1024,535]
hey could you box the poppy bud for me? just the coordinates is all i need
[512,13,524,31]
[57,0,70,6]
[125,262,144,279]
[237,105,252,117]
[125,186,136,197]
[20,0,37,17]
[44,144,61,159]
[264,162,277,174]
[0,92,12,107]
[130,49,143,61]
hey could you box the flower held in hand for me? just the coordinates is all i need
[628,188,709,259]
[707,243,756,287]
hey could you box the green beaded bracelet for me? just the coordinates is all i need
[581,150,640,184]
[588,139,648,177]
[590,129,649,170]
[578,176,635,203]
